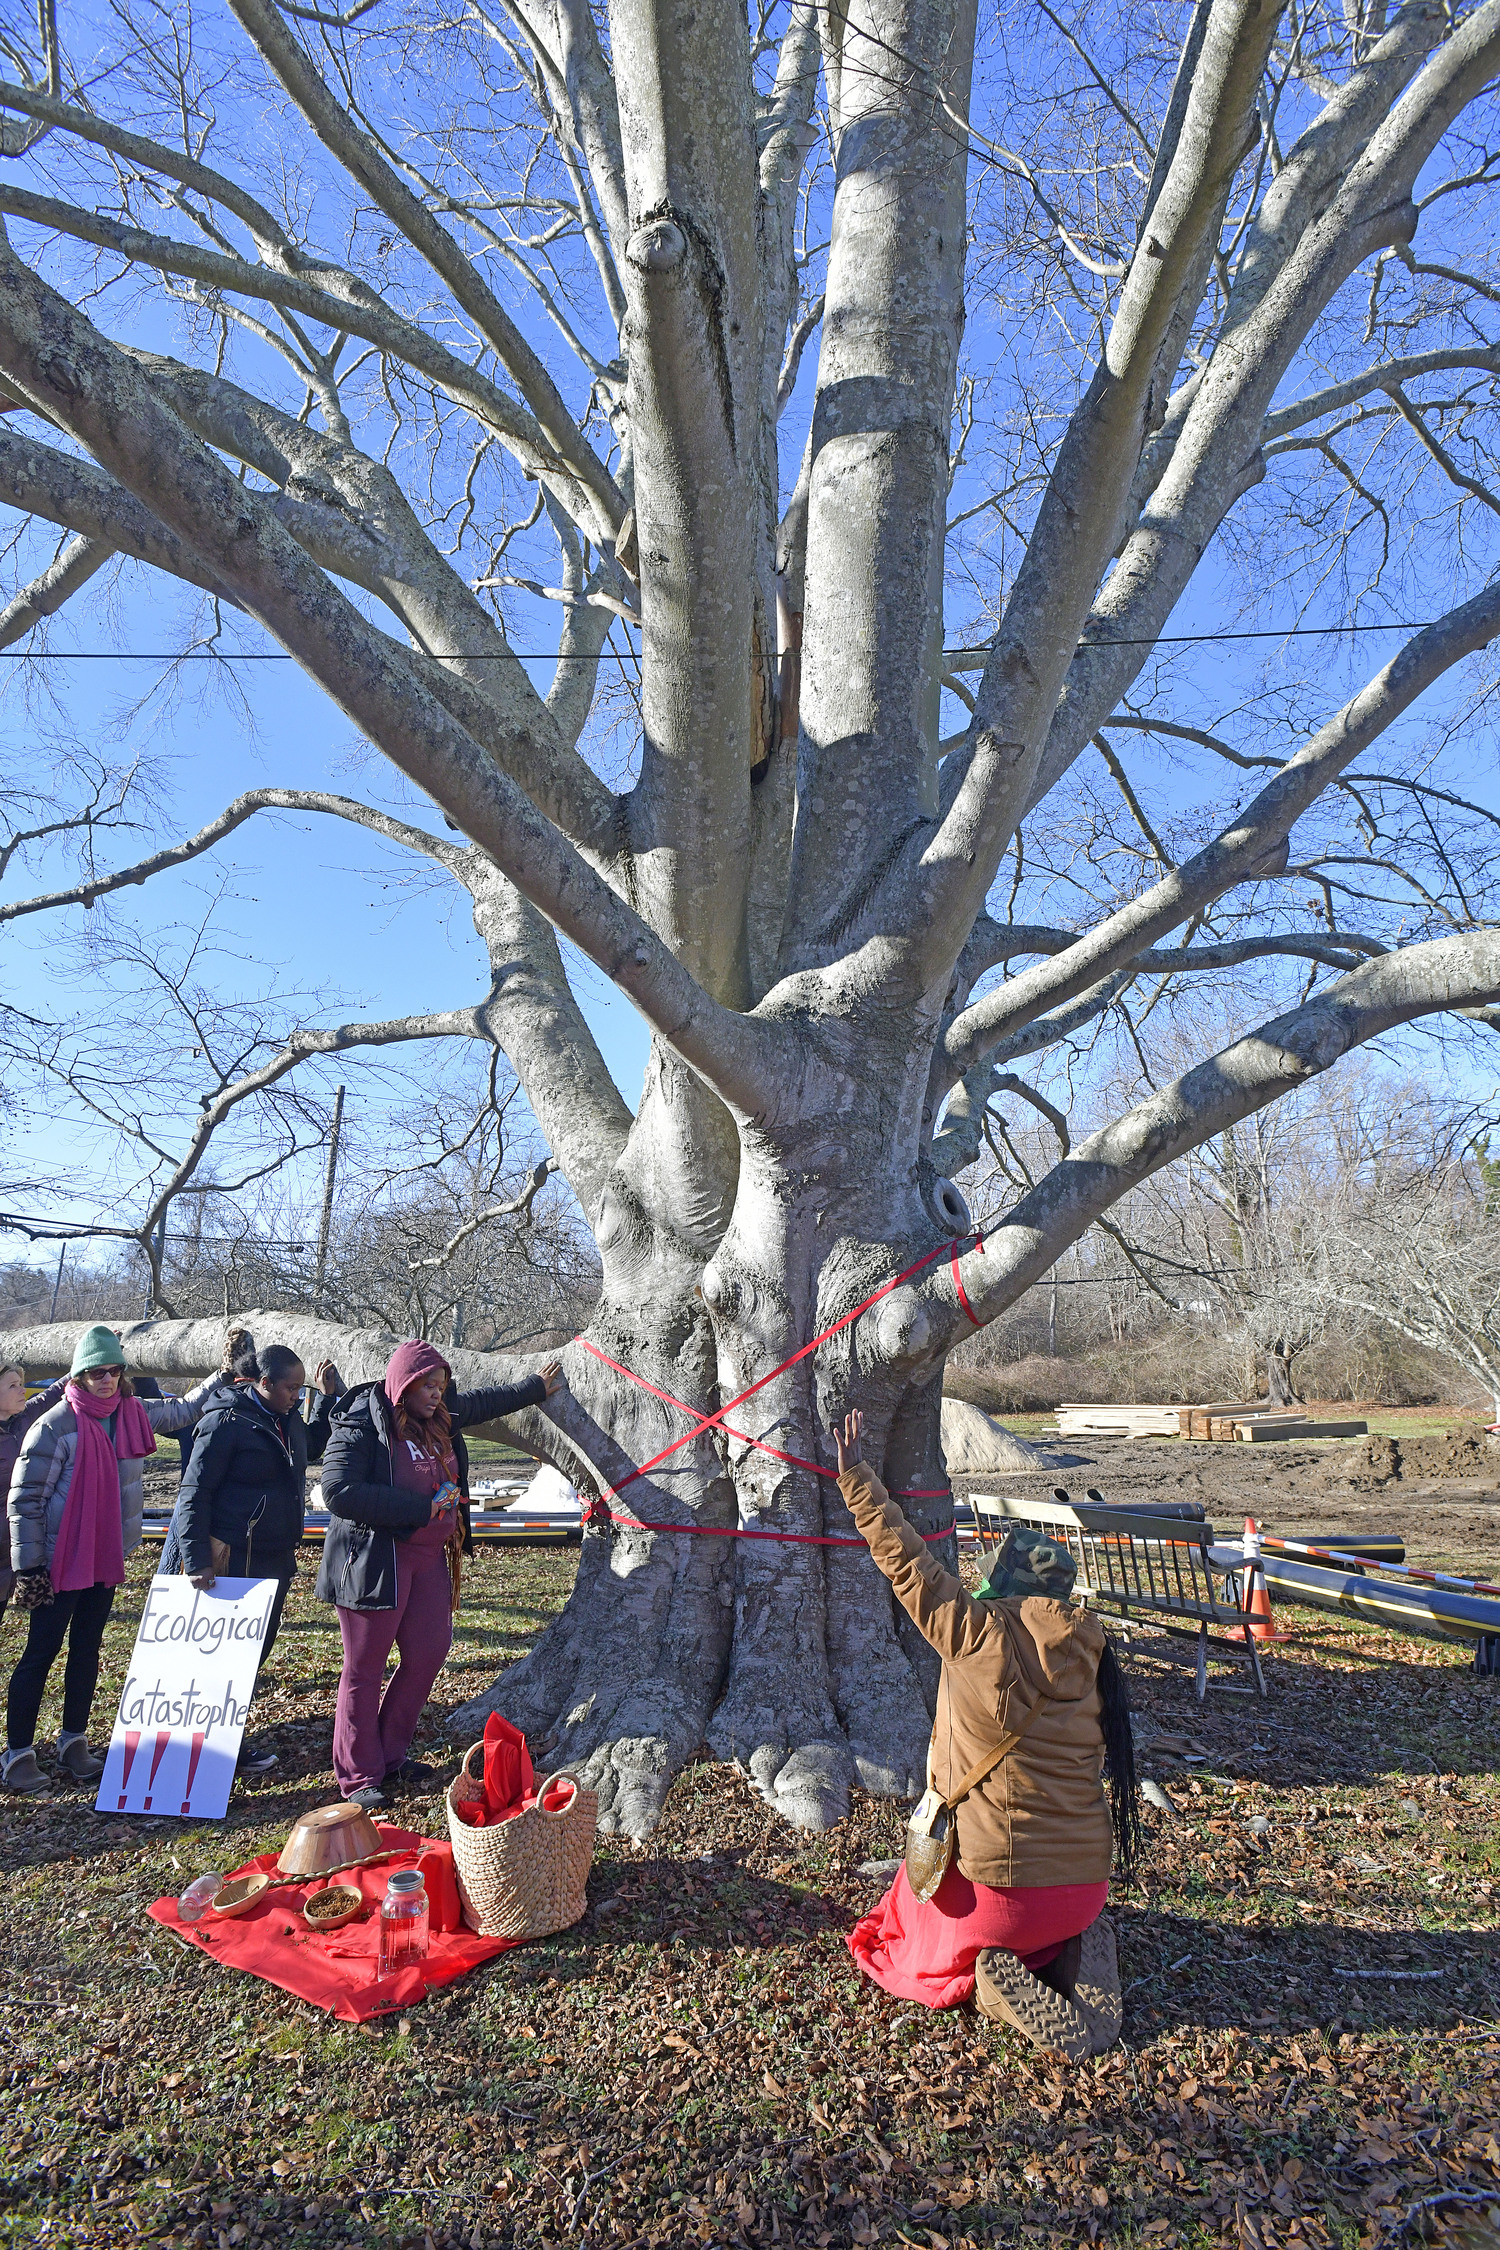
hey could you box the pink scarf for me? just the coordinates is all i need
[51,1382,156,1593]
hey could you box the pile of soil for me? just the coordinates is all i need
[1334,1425,1496,1487]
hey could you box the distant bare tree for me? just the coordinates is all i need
[1314,1129,1500,1418]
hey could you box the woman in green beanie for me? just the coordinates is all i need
[2,1327,215,1795]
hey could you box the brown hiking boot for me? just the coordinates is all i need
[975,1916,1123,2060]
[974,1947,1095,2062]
[1071,1916,1123,2053]
[1036,1931,1081,1999]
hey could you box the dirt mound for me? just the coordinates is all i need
[1323,1424,1495,1488]
[940,1398,1043,1472]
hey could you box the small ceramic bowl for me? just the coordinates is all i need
[209,1871,272,1919]
[303,1883,363,1931]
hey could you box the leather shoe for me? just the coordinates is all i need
[57,1739,106,1781]
[384,1758,439,1788]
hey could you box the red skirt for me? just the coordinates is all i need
[847,1862,1109,2010]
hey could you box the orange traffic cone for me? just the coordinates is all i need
[1241,1515,1280,1641]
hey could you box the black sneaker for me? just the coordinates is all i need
[344,1784,387,1811]
[384,1758,439,1789]
[237,1742,279,1776]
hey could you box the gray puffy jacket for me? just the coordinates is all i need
[8,1383,217,1578]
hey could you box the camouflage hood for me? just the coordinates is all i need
[975,1521,1078,1604]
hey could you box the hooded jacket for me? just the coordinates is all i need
[9,1382,217,1579]
[839,1463,1113,1889]
[315,1373,546,1611]
[0,1382,64,1600]
[164,1386,339,1575]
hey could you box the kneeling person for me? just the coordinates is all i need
[834,1409,1138,2059]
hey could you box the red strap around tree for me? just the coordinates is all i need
[572,1232,986,1548]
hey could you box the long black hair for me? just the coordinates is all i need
[1098,1632,1144,1884]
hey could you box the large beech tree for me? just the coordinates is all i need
[2,0,1500,1834]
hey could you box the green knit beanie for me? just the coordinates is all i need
[70,1325,126,1377]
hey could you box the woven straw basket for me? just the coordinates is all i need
[446,1744,598,1940]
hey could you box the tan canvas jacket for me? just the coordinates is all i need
[839,1463,1113,1889]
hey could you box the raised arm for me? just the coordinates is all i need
[451,1357,563,1429]
[143,1377,219,1437]
[833,1410,987,1665]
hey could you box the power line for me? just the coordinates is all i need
[0,620,1460,662]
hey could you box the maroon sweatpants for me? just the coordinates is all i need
[333,1541,452,1793]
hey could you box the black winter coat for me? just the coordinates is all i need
[165,1388,338,1575]
[315,1374,545,1611]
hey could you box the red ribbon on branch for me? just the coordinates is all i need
[574,1232,986,1549]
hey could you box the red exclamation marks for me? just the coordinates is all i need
[180,1731,206,1816]
[117,1730,141,1810]
[142,1729,172,1810]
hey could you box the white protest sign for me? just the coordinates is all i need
[96,1575,278,1821]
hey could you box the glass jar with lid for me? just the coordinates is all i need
[377,1867,429,1976]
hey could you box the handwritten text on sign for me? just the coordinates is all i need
[96,1576,278,1820]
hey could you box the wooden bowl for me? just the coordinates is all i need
[209,1871,272,1919]
[277,1802,383,1877]
[303,1883,363,1931]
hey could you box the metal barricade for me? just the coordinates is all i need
[969,1489,1267,1698]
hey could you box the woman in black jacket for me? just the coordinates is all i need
[167,1345,344,1770]
[317,1339,562,1807]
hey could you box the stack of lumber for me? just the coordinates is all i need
[1179,1401,1274,1438]
[1054,1404,1182,1439]
[1227,1413,1367,1442]
[1052,1401,1372,1443]
[1181,1403,1368,1441]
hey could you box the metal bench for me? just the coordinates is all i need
[969,1487,1267,1698]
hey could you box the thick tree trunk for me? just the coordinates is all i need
[445,1040,947,1838]
[1264,1344,1300,1406]
[0,1101,946,1844]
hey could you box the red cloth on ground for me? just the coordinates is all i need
[847,1863,1108,2010]
[147,1824,516,2021]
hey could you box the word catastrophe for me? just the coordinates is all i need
[96,1575,279,1821]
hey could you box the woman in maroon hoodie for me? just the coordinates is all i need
[0,1364,63,1607]
[317,1340,563,1808]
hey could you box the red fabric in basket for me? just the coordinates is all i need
[146,1824,517,2021]
[483,1711,532,1814]
[452,1713,538,1827]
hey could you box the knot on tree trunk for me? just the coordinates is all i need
[626,219,686,274]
